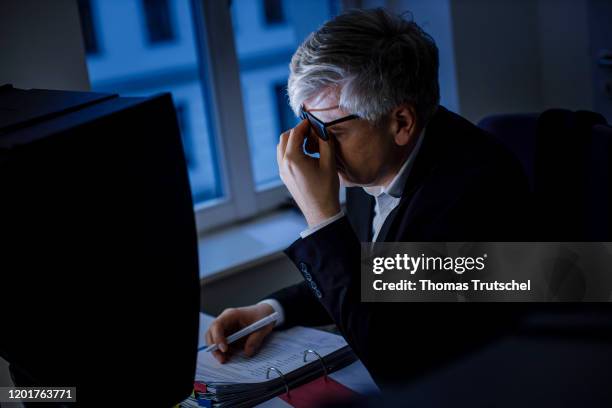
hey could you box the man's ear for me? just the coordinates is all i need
[390,104,418,146]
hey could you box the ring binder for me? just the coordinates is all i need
[266,367,290,397]
[186,324,358,407]
[303,349,329,380]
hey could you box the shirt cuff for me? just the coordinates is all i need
[299,211,345,239]
[258,299,285,327]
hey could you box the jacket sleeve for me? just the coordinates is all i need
[282,216,370,347]
[266,281,334,329]
[280,216,521,385]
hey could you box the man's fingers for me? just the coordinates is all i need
[212,349,227,363]
[285,120,309,159]
[209,322,229,353]
[277,130,290,166]
[206,325,227,363]
[243,325,273,357]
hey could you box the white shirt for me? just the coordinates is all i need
[261,130,426,325]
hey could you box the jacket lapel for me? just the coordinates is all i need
[345,187,374,242]
[377,107,448,242]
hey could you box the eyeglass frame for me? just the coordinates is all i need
[299,105,360,141]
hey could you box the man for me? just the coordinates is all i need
[206,8,530,386]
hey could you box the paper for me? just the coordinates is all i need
[196,314,347,383]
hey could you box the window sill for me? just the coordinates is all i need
[197,208,307,283]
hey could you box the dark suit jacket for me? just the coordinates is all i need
[269,106,532,386]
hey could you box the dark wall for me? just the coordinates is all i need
[0,0,89,91]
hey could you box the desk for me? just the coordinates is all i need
[198,314,379,407]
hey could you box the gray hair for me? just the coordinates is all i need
[288,8,440,127]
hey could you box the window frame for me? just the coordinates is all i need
[191,0,290,233]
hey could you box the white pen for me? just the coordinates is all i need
[200,312,279,353]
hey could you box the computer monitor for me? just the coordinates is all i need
[0,86,200,406]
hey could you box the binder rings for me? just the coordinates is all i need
[181,325,358,408]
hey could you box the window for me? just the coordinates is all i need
[263,0,285,26]
[77,0,100,55]
[80,0,222,208]
[175,103,196,170]
[274,82,298,140]
[79,0,342,231]
[231,0,340,189]
[141,0,176,44]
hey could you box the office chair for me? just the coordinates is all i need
[479,109,611,241]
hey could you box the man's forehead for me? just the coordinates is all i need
[303,91,349,122]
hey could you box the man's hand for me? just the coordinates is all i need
[205,303,275,363]
[277,120,341,227]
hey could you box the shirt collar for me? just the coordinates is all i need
[363,127,426,198]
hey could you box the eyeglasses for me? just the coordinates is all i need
[299,105,360,141]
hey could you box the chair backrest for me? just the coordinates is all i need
[586,124,612,240]
[536,109,609,240]
[478,113,539,191]
[479,109,611,240]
